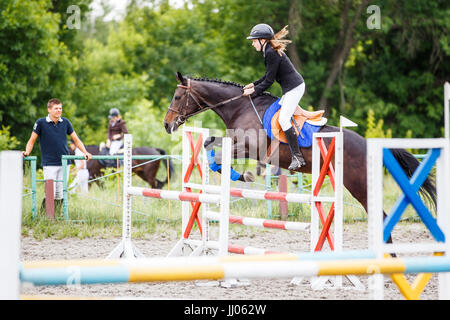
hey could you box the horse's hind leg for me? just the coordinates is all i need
[134,170,156,188]
[146,162,161,189]
[155,179,164,189]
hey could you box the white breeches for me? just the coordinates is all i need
[43,166,70,200]
[109,140,123,155]
[278,82,305,131]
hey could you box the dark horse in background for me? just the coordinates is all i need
[164,72,437,242]
[71,145,175,189]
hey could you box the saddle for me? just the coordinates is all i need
[271,105,327,143]
[262,98,327,164]
[98,142,124,167]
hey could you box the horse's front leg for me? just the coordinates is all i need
[204,136,246,164]
[229,140,255,182]
[203,136,254,182]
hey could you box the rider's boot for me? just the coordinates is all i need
[284,126,306,170]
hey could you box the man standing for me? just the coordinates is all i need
[22,98,92,211]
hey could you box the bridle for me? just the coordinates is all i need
[168,78,244,127]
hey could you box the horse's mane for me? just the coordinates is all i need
[189,76,278,100]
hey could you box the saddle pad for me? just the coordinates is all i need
[263,98,324,147]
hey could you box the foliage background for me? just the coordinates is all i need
[1,0,449,162]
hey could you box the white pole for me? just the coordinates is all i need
[333,131,343,288]
[107,134,143,258]
[0,151,23,299]
[310,134,320,252]
[445,82,449,140]
[218,137,232,256]
[337,118,363,290]
[122,134,133,258]
[309,133,327,290]
[181,126,191,235]
[367,139,385,300]
[440,82,450,298]
[201,130,210,254]
[436,136,450,299]
[336,117,354,288]
[334,131,344,252]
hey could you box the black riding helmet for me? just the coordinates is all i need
[246,23,274,40]
[247,24,274,55]
[108,108,120,119]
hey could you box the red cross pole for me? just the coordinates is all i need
[310,131,344,253]
[309,123,362,290]
[313,137,336,251]
[168,127,232,258]
[182,130,205,239]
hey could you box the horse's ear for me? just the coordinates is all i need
[175,71,187,86]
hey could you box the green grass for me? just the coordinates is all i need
[20,160,430,240]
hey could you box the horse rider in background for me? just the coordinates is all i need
[106,108,128,155]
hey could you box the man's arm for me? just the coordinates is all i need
[22,132,39,157]
[70,131,92,160]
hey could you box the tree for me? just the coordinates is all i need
[0,0,77,148]
[318,0,369,112]
[0,125,19,151]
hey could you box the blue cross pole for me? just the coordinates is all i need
[383,148,445,243]
[206,149,242,181]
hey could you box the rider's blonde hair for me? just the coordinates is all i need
[269,25,291,56]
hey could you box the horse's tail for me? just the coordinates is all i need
[155,147,175,186]
[390,148,437,212]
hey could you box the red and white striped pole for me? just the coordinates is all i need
[204,211,309,231]
[127,187,222,204]
[183,183,313,203]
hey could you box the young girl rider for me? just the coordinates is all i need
[106,108,128,155]
[243,24,306,170]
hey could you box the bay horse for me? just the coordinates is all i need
[79,145,175,189]
[163,72,436,241]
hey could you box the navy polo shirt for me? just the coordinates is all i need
[33,116,74,166]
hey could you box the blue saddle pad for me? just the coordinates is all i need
[262,98,322,148]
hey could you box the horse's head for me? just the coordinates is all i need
[164,72,208,134]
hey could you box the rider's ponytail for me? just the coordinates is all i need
[269,25,291,56]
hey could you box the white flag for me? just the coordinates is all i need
[340,116,358,128]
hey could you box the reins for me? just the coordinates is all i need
[170,78,275,167]
[170,78,261,126]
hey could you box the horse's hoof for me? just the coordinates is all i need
[288,156,306,171]
[243,171,255,182]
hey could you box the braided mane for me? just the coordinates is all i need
[189,76,278,99]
